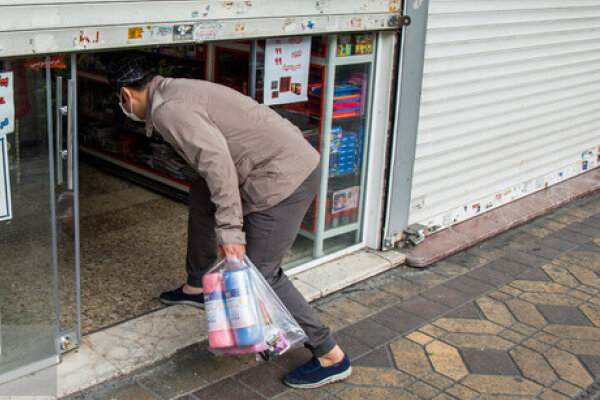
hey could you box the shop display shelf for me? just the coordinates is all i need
[79,144,190,193]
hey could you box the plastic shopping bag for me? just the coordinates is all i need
[203,256,307,359]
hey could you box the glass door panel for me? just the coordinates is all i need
[0,57,61,384]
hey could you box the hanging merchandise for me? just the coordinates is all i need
[0,72,15,135]
[203,257,307,358]
[263,36,311,105]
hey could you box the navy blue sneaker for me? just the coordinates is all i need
[159,285,205,308]
[283,354,352,389]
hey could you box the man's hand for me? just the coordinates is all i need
[218,244,246,261]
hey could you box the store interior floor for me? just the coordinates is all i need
[78,162,316,334]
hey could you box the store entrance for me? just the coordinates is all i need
[75,34,374,333]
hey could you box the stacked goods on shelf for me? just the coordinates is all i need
[307,80,366,120]
[337,34,374,57]
[328,126,362,177]
[150,141,199,181]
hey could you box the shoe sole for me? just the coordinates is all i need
[283,366,352,389]
[159,298,205,309]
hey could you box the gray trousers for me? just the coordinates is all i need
[186,166,336,357]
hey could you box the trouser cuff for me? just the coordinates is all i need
[309,334,337,358]
[187,275,205,289]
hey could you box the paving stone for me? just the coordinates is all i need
[582,215,600,228]
[444,251,492,269]
[499,285,524,297]
[521,225,554,238]
[406,332,434,346]
[189,349,257,384]
[488,290,514,302]
[510,322,538,335]
[431,394,454,400]
[93,383,161,400]
[543,325,600,340]
[541,264,579,287]
[562,222,600,238]
[353,346,394,368]
[502,251,549,268]
[443,333,513,350]
[442,275,494,297]
[580,302,600,326]
[135,358,208,398]
[444,383,478,400]
[419,324,447,339]
[433,318,503,334]
[405,380,440,398]
[399,296,451,321]
[509,280,569,293]
[510,346,557,386]
[532,331,560,345]
[192,378,263,400]
[345,366,411,388]
[389,338,432,378]
[369,306,427,334]
[569,265,600,286]
[337,319,398,349]
[333,331,371,360]
[428,260,470,278]
[465,266,514,287]
[537,304,593,326]
[548,213,581,224]
[569,289,592,301]
[506,298,547,328]
[538,389,571,400]
[285,389,328,400]
[518,268,552,281]
[350,288,401,310]
[522,338,551,352]
[551,380,584,398]
[557,339,600,355]
[519,292,581,307]
[499,329,527,343]
[538,219,568,231]
[544,348,594,388]
[321,299,374,324]
[421,372,454,390]
[402,270,447,287]
[525,244,565,260]
[317,311,348,333]
[487,258,531,277]
[380,277,425,299]
[272,346,312,371]
[536,236,580,252]
[235,362,288,398]
[476,297,516,326]
[461,348,520,376]
[578,284,599,295]
[421,285,473,309]
[461,375,542,396]
[445,303,483,320]
[425,340,468,380]
[579,354,600,379]
[335,386,418,400]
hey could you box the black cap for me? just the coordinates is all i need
[106,53,151,92]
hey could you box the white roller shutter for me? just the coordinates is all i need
[409,0,600,231]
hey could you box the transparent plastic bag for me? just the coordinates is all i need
[203,256,307,358]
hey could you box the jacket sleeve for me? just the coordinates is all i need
[152,100,246,245]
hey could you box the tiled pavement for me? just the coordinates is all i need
[65,192,600,400]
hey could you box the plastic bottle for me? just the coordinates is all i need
[223,267,264,346]
[203,272,235,349]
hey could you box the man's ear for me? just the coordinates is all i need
[121,87,134,103]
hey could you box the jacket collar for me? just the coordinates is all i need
[145,75,166,137]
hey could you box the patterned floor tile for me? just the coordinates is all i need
[510,346,557,386]
[345,366,411,388]
[537,304,593,326]
[334,386,419,400]
[461,375,542,396]
[389,338,432,378]
[460,349,519,376]
[405,380,440,398]
[475,297,516,326]
[432,318,503,334]
[544,348,594,388]
[425,340,468,380]
[443,333,513,351]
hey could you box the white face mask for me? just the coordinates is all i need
[119,93,145,122]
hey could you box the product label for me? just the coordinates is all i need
[205,291,230,332]
[226,290,258,330]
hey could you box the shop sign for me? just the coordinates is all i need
[0,71,14,135]
[332,186,359,214]
[173,25,194,41]
[193,22,223,41]
[25,55,66,71]
[0,135,11,221]
[264,37,311,105]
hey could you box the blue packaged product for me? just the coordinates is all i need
[223,268,264,346]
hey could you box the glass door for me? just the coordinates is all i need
[0,54,79,390]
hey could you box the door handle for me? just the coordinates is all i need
[66,79,75,191]
[55,76,65,184]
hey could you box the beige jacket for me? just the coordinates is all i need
[144,76,320,245]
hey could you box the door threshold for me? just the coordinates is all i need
[0,248,405,398]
